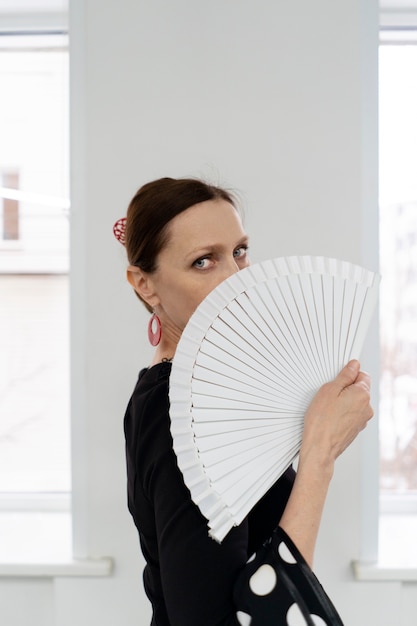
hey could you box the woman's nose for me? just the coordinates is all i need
[221,258,240,281]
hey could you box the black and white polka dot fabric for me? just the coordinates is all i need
[233,527,344,625]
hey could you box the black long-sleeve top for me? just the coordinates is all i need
[124,361,295,626]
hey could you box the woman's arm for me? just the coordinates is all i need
[278,359,373,566]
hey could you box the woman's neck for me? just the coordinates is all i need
[150,340,176,366]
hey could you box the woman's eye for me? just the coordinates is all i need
[233,246,248,259]
[193,257,211,269]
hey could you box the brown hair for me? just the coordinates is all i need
[125,177,237,311]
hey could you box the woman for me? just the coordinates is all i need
[116,177,373,626]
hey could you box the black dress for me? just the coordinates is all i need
[124,361,344,626]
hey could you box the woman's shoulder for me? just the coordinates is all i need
[124,360,172,448]
[129,360,172,407]
[137,359,172,389]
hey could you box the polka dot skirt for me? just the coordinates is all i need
[233,527,344,625]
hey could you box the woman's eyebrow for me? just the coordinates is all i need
[185,244,218,259]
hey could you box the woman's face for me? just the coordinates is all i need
[146,198,250,334]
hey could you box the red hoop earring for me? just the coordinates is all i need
[148,313,162,347]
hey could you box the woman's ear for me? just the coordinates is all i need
[126,266,159,308]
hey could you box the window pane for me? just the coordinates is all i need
[0,48,69,271]
[379,45,417,495]
[0,43,70,494]
[0,275,70,492]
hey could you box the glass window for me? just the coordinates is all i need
[0,37,70,496]
[379,44,417,504]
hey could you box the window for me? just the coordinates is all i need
[0,35,70,504]
[378,37,417,566]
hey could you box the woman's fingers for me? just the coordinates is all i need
[353,370,371,393]
[301,360,374,463]
[334,359,360,390]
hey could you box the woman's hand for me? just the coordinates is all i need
[300,359,374,470]
[279,360,373,566]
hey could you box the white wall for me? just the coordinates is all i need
[1,0,416,624]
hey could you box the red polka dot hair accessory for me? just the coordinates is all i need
[113,217,127,245]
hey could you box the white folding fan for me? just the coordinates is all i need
[169,256,380,542]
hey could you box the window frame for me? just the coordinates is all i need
[378,17,417,513]
[0,16,70,516]
[353,8,417,579]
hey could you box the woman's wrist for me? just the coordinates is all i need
[297,440,336,482]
